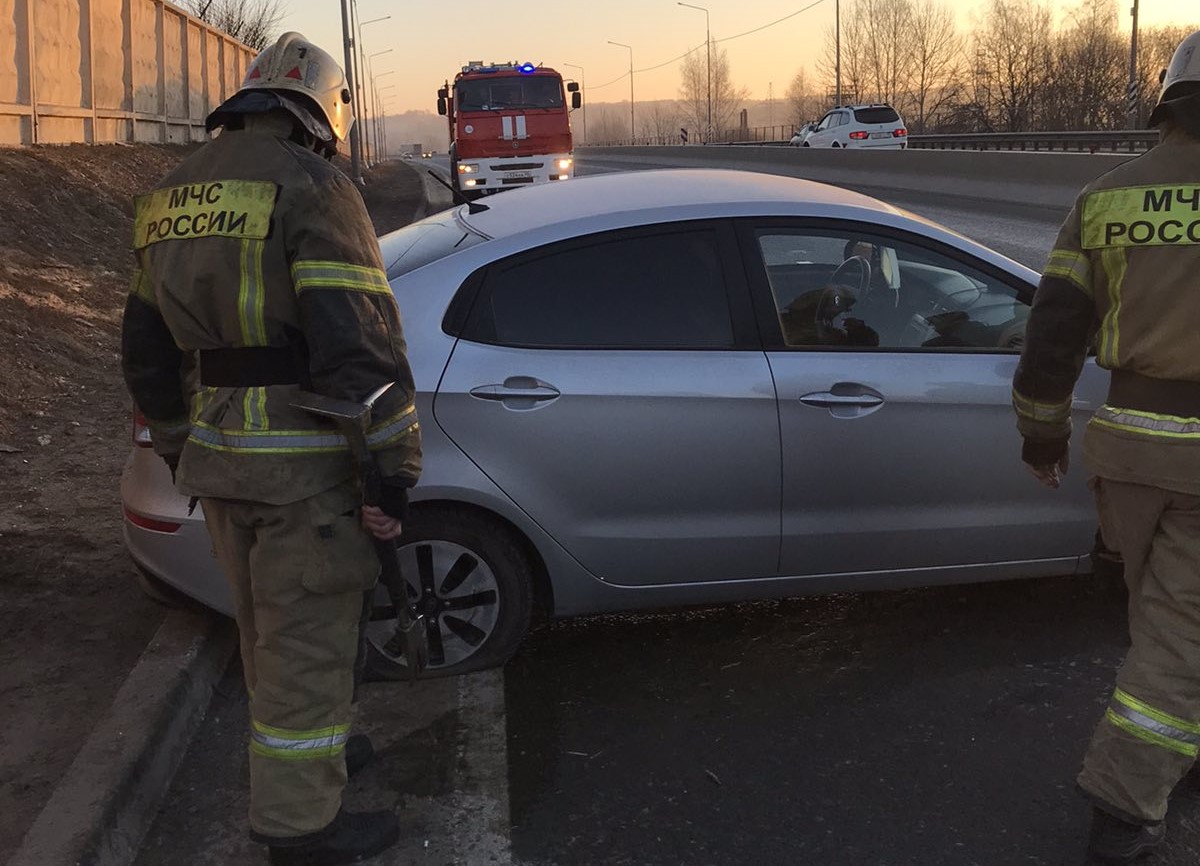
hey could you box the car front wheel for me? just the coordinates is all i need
[364,506,534,680]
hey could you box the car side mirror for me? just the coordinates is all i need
[567,82,579,93]
[437,97,447,116]
[437,87,449,99]
[571,92,582,110]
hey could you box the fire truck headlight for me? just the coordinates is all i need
[464,179,477,187]
[457,163,479,174]
[557,158,573,170]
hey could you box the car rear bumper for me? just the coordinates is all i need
[120,452,233,615]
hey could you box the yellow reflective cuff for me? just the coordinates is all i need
[292,260,392,296]
[249,720,351,760]
[1043,249,1092,297]
[367,403,419,448]
[1114,689,1200,735]
[252,720,352,740]
[1012,388,1072,423]
[134,180,277,249]
[1081,185,1200,250]
[1106,709,1199,757]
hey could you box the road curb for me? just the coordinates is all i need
[11,608,237,866]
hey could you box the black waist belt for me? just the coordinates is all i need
[199,346,306,388]
[1107,370,1200,417]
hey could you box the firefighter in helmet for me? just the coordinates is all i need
[121,32,420,865]
[1012,29,1200,864]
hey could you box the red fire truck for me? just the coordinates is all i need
[437,62,581,199]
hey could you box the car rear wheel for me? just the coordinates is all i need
[365,506,533,680]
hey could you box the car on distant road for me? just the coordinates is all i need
[789,122,816,146]
[804,104,908,149]
[122,168,1106,679]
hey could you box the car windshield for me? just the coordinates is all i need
[457,76,563,111]
[854,106,900,124]
[378,208,490,281]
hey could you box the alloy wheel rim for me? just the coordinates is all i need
[366,539,501,670]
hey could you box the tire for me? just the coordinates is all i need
[802,141,810,147]
[832,141,842,148]
[365,505,534,680]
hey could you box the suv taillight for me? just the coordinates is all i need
[893,128,908,137]
[848,131,869,140]
[132,410,153,447]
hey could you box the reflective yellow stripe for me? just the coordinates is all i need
[1012,388,1072,423]
[1081,185,1200,250]
[133,180,277,249]
[292,260,391,296]
[1043,248,1092,297]
[1092,405,1200,439]
[1106,709,1199,757]
[243,387,267,431]
[238,239,268,346]
[1114,689,1200,735]
[1097,248,1126,367]
[367,404,419,448]
[1105,689,1200,757]
[250,721,350,761]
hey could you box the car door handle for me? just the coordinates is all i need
[799,391,884,408]
[469,378,561,403]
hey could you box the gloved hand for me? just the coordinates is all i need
[379,477,410,521]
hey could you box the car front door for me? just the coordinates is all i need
[809,112,836,147]
[737,219,1104,580]
[434,221,780,587]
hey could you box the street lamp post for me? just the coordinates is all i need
[608,41,634,142]
[374,71,395,162]
[1127,0,1140,128]
[835,0,842,107]
[563,62,586,143]
[378,82,396,160]
[338,0,362,182]
[356,12,391,166]
[368,52,393,165]
[678,3,710,143]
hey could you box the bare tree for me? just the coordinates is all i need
[590,104,630,144]
[973,0,1055,131]
[818,5,869,105]
[785,69,822,128]
[639,101,682,144]
[184,0,286,51]
[679,38,750,139]
[906,0,964,132]
[1042,0,1125,130]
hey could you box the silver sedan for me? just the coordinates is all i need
[121,169,1106,677]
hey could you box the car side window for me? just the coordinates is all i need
[462,228,735,349]
[755,229,1029,351]
[816,113,833,131]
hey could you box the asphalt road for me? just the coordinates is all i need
[136,155,1200,865]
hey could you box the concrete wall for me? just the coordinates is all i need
[0,0,253,145]
[580,146,1138,210]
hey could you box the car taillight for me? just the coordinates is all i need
[848,131,869,140]
[893,128,908,137]
[123,507,182,534]
[132,410,153,447]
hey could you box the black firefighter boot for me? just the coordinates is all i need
[261,808,401,866]
[1085,806,1165,864]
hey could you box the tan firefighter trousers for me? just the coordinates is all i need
[1078,477,1200,823]
[201,479,380,838]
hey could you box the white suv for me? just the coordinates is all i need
[803,104,908,149]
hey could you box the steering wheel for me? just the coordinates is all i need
[830,255,872,297]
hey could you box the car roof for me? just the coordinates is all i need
[458,169,902,240]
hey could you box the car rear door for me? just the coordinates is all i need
[737,218,1103,579]
[434,221,781,587]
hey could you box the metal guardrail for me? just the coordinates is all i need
[701,130,1158,153]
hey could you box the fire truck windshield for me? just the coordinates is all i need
[456,76,564,111]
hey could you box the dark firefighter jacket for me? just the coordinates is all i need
[121,113,421,505]
[1013,98,1200,495]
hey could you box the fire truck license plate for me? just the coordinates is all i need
[504,170,533,179]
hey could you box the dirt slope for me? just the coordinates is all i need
[0,143,425,860]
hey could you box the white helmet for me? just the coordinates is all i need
[215,32,355,146]
[1149,29,1200,127]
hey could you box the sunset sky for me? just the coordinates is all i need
[281,0,1199,113]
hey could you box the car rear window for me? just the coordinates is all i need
[853,107,900,124]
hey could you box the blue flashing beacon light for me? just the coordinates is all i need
[518,63,536,75]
